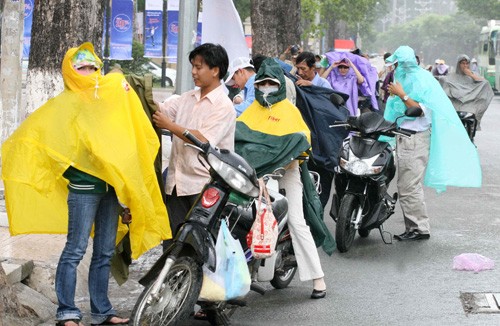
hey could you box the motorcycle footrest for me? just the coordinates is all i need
[250,282,267,295]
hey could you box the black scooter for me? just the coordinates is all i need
[329,94,418,252]
[130,130,261,326]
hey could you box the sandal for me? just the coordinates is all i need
[55,320,83,326]
[91,315,129,325]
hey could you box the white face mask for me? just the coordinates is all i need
[258,85,279,95]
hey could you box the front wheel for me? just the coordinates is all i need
[336,194,360,253]
[130,256,203,326]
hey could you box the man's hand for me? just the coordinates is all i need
[387,81,405,98]
[121,208,132,224]
[296,79,313,87]
[153,110,172,130]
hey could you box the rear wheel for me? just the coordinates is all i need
[336,194,360,252]
[130,256,203,326]
[270,265,297,289]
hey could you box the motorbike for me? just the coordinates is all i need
[130,130,260,326]
[130,131,299,326]
[456,111,477,143]
[328,93,417,253]
[227,169,299,295]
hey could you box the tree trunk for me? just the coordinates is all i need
[251,0,301,57]
[23,0,105,118]
[0,264,39,326]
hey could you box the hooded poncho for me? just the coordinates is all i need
[235,58,335,255]
[438,54,494,129]
[384,46,482,193]
[324,51,379,116]
[1,43,171,259]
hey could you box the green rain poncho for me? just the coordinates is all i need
[384,46,482,192]
[235,58,335,255]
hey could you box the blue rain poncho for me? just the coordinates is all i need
[384,46,481,193]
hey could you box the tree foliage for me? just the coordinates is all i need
[302,0,389,49]
[371,12,480,66]
[455,0,500,20]
[233,0,251,21]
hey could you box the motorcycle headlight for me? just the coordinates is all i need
[340,158,383,176]
[207,153,259,197]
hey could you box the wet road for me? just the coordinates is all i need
[102,96,500,326]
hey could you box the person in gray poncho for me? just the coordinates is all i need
[439,54,494,129]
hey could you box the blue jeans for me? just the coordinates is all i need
[55,190,120,324]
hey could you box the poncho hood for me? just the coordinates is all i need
[384,46,482,192]
[254,58,286,107]
[62,42,103,93]
[2,43,171,259]
[455,54,470,75]
[325,51,378,115]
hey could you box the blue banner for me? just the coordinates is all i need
[144,0,163,58]
[166,10,202,63]
[166,10,178,62]
[23,0,34,59]
[110,0,133,60]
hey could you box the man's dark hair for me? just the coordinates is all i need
[295,51,316,68]
[252,53,268,73]
[189,43,229,79]
[383,52,392,60]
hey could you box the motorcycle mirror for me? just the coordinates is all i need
[405,106,423,117]
[329,93,345,107]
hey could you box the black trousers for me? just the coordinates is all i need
[307,160,334,209]
[162,186,199,250]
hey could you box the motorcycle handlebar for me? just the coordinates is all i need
[329,121,349,128]
[182,130,208,151]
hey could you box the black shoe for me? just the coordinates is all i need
[393,231,409,240]
[395,231,430,241]
[311,289,327,299]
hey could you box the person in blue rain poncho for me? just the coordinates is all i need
[384,46,481,241]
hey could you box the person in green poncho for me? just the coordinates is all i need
[235,58,328,299]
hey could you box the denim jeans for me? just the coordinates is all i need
[55,189,120,324]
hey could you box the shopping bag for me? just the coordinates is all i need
[247,178,279,259]
[199,219,251,301]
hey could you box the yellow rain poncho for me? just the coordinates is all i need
[1,43,171,259]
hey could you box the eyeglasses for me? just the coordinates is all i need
[338,66,349,70]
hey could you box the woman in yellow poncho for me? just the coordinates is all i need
[1,43,170,325]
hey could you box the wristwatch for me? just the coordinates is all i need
[402,95,409,102]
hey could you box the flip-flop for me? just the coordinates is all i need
[90,315,129,325]
[55,319,83,326]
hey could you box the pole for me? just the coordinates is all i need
[161,0,167,88]
[0,0,24,143]
[103,0,111,74]
[176,0,197,94]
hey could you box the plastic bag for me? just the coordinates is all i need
[199,219,251,301]
[452,253,495,273]
[247,178,278,259]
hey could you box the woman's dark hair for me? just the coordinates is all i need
[295,51,316,68]
[252,53,268,73]
[189,43,229,79]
